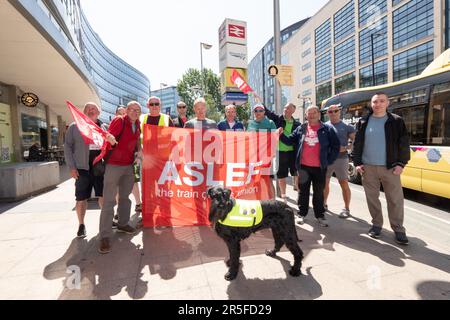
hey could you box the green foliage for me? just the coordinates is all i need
[236,102,251,127]
[177,68,222,119]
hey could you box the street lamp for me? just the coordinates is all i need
[298,96,312,122]
[370,32,384,87]
[160,82,168,99]
[273,0,282,114]
[200,42,212,94]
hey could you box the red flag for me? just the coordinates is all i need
[230,69,253,94]
[66,101,108,165]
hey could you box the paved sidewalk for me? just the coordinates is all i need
[0,173,449,300]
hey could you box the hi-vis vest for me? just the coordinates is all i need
[140,113,171,140]
[219,200,263,228]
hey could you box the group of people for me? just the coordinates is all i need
[64,91,411,255]
[275,92,410,246]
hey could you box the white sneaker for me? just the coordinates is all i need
[297,216,305,225]
[317,218,329,227]
[339,209,350,219]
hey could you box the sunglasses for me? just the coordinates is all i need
[178,106,187,109]
[254,110,265,113]
[149,103,160,107]
[327,109,341,114]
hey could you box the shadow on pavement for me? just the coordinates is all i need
[227,266,322,300]
[42,206,449,300]
[416,281,450,300]
[309,209,450,279]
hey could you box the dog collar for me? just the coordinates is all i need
[219,200,263,228]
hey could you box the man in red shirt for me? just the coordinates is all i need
[98,101,142,254]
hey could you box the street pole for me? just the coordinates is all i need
[274,0,282,114]
[200,43,212,96]
[371,34,376,87]
[200,43,204,95]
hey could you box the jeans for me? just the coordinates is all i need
[298,165,326,219]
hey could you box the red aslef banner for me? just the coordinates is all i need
[142,126,278,227]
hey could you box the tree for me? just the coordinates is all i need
[177,68,222,119]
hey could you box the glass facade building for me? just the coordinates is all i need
[392,0,434,50]
[248,18,310,110]
[150,86,180,117]
[289,0,444,107]
[80,11,150,122]
[393,41,434,81]
[334,1,355,43]
[359,59,388,87]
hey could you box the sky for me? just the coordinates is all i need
[80,0,329,91]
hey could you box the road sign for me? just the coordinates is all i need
[221,92,249,106]
[219,43,248,72]
[219,19,247,48]
[267,65,294,86]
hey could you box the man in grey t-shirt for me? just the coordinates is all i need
[324,104,356,219]
[184,97,218,131]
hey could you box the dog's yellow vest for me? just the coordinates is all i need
[219,200,263,228]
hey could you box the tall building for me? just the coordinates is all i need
[149,86,181,117]
[80,11,150,122]
[248,19,310,110]
[0,0,150,163]
[281,0,447,110]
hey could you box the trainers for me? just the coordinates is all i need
[98,238,111,254]
[395,232,409,245]
[117,224,137,235]
[339,209,351,219]
[77,224,86,238]
[317,217,329,227]
[297,216,306,225]
[368,226,382,239]
[112,214,119,229]
[135,204,142,213]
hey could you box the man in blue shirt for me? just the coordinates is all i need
[353,93,411,245]
[218,105,245,131]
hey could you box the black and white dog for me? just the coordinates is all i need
[207,186,303,281]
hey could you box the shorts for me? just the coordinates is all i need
[75,169,104,201]
[277,151,297,179]
[326,157,349,181]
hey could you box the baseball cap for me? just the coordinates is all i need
[253,104,265,112]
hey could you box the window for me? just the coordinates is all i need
[335,72,356,94]
[393,0,434,50]
[316,51,332,83]
[334,1,355,43]
[393,41,434,81]
[302,62,312,71]
[393,0,406,6]
[335,37,355,75]
[316,82,332,106]
[428,82,450,146]
[359,17,388,65]
[302,34,311,44]
[302,48,311,58]
[315,20,331,55]
[392,106,426,145]
[447,0,450,49]
[302,76,312,84]
[359,59,388,87]
[359,0,387,27]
